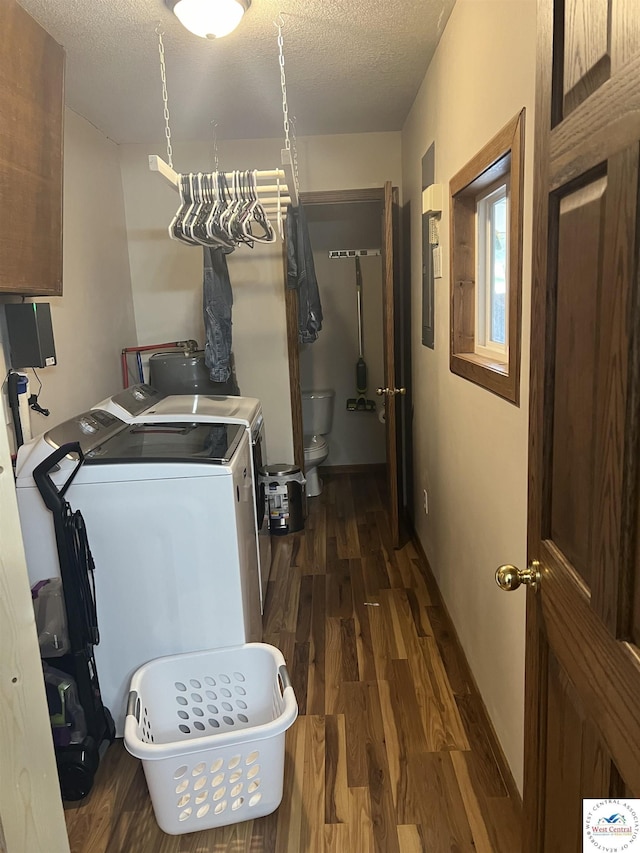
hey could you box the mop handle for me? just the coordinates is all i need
[355,256,364,359]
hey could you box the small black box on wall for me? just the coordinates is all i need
[5,303,57,369]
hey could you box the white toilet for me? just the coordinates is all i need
[302,389,335,497]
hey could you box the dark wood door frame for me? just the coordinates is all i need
[284,182,413,547]
[401,199,415,523]
[285,189,386,473]
[382,182,401,545]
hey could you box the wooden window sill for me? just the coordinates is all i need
[451,351,518,403]
[456,352,509,375]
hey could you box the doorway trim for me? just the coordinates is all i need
[285,188,386,473]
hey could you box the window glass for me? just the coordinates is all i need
[490,194,508,345]
[476,184,508,358]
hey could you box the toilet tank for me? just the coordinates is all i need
[301,389,335,435]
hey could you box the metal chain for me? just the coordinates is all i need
[276,21,290,152]
[157,27,174,169]
[211,121,219,172]
[276,16,301,194]
[290,115,300,189]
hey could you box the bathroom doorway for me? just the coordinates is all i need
[285,185,407,546]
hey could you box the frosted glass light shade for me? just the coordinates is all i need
[167,0,250,39]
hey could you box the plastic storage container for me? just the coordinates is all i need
[259,464,306,535]
[124,643,298,835]
[31,578,70,656]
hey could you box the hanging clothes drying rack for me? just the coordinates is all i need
[149,17,299,241]
[148,153,298,209]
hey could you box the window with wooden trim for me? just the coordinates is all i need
[449,109,525,404]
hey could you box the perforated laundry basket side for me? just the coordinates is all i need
[124,643,297,835]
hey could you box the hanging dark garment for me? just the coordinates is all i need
[285,203,323,343]
[203,246,236,385]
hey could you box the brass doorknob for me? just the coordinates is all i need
[376,387,407,397]
[495,560,541,592]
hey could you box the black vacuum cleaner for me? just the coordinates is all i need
[33,442,115,801]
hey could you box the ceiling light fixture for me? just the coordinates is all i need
[165,0,251,39]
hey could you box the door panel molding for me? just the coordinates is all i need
[561,0,610,118]
[549,50,640,191]
[590,146,640,630]
[540,549,640,791]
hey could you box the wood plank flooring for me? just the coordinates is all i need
[64,471,522,852]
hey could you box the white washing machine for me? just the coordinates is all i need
[93,386,272,605]
[15,409,262,735]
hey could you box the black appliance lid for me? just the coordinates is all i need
[84,422,244,465]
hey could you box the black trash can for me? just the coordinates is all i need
[259,464,306,535]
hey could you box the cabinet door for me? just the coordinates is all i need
[0,0,64,295]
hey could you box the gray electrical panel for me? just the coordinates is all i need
[5,303,57,369]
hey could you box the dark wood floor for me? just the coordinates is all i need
[64,471,522,852]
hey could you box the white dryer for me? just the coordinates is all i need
[93,386,272,604]
[16,409,262,735]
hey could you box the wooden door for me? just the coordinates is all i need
[381,181,403,548]
[524,0,640,850]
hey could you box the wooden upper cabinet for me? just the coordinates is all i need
[0,0,64,295]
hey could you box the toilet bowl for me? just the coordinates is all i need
[302,390,335,497]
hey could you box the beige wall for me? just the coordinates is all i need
[302,203,385,465]
[402,0,537,791]
[1,108,137,448]
[119,133,401,463]
[298,133,402,193]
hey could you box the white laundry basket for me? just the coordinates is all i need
[123,643,298,835]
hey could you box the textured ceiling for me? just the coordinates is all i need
[18,0,456,144]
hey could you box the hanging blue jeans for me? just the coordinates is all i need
[203,246,234,383]
[286,204,323,343]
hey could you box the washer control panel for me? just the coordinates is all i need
[44,409,126,455]
[110,383,165,416]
